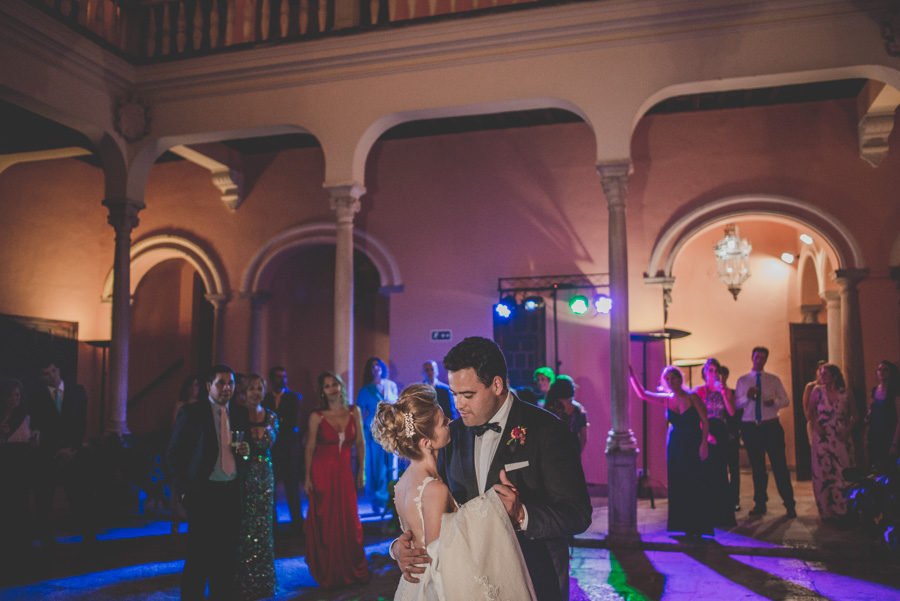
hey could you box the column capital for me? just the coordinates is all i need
[832,268,870,289]
[103,198,144,233]
[800,303,823,323]
[204,293,229,308]
[241,291,273,308]
[596,160,632,209]
[820,289,841,305]
[326,183,365,222]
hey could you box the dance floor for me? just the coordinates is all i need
[2,475,899,600]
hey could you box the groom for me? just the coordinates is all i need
[394,336,592,601]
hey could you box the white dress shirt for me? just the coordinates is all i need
[475,391,514,494]
[735,370,790,422]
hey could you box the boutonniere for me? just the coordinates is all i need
[507,426,526,450]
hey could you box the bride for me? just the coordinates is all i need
[371,384,536,601]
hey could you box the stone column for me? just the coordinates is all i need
[820,290,842,366]
[103,198,143,437]
[597,160,639,546]
[329,185,363,396]
[205,293,228,365]
[246,292,271,376]
[833,268,869,466]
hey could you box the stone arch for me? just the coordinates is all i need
[350,98,593,186]
[102,234,226,301]
[645,194,865,283]
[241,222,402,294]
[632,65,900,136]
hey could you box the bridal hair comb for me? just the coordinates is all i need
[403,412,415,437]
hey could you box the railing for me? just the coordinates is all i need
[30,0,543,62]
[127,357,184,407]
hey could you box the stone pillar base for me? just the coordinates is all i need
[606,446,641,547]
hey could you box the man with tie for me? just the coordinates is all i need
[168,364,250,600]
[394,337,591,601]
[30,358,89,544]
[735,346,796,518]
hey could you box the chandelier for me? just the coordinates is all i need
[713,224,752,300]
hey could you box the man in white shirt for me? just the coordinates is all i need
[735,346,796,518]
[168,364,250,600]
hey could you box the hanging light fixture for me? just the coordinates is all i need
[713,224,752,300]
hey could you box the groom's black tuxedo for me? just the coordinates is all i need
[439,395,592,601]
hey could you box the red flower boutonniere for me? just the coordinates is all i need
[507,426,526,450]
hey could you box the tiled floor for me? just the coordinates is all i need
[2,472,898,600]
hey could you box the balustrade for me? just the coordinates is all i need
[31,0,539,61]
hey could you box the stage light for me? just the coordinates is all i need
[799,234,813,245]
[594,294,613,314]
[781,252,795,264]
[569,295,589,315]
[522,296,545,311]
[494,296,516,320]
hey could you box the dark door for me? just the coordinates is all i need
[789,322,828,481]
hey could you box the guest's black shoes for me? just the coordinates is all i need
[785,506,797,519]
[749,504,767,516]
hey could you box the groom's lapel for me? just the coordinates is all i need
[460,424,479,499]
[485,397,521,489]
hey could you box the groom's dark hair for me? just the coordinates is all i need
[443,336,508,388]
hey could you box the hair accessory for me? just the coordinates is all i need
[403,412,415,437]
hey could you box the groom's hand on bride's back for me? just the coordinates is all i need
[391,530,431,583]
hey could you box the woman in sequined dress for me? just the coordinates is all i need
[234,373,278,600]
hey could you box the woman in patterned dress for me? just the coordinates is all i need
[807,363,858,521]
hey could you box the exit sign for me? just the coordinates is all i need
[431,330,452,341]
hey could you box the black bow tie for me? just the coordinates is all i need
[472,422,501,436]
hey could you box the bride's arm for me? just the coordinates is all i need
[422,480,454,547]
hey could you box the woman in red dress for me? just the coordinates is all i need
[304,372,369,588]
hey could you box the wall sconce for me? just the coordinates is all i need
[713,224,752,300]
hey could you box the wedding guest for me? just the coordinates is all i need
[304,372,369,588]
[423,360,456,419]
[29,358,88,544]
[234,374,277,600]
[807,363,858,521]
[629,365,713,537]
[802,360,827,449]
[517,367,555,406]
[356,357,398,513]
[168,364,250,600]
[694,358,736,528]
[262,365,305,535]
[718,365,742,511]
[172,374,201,429]
[544,375,588,453]
[735,346,796,518]
[866,360,900,471]
[0,377,39,556]
[171,374,201,535]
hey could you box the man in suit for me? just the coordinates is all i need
[168,364,250,600]
[422,359,456,419]
[30,358,88,543]
[262,365,305,534]
[396,337,592,601]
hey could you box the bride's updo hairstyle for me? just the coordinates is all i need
[371,384,441,461]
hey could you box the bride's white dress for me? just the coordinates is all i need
[394,477,536,601]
